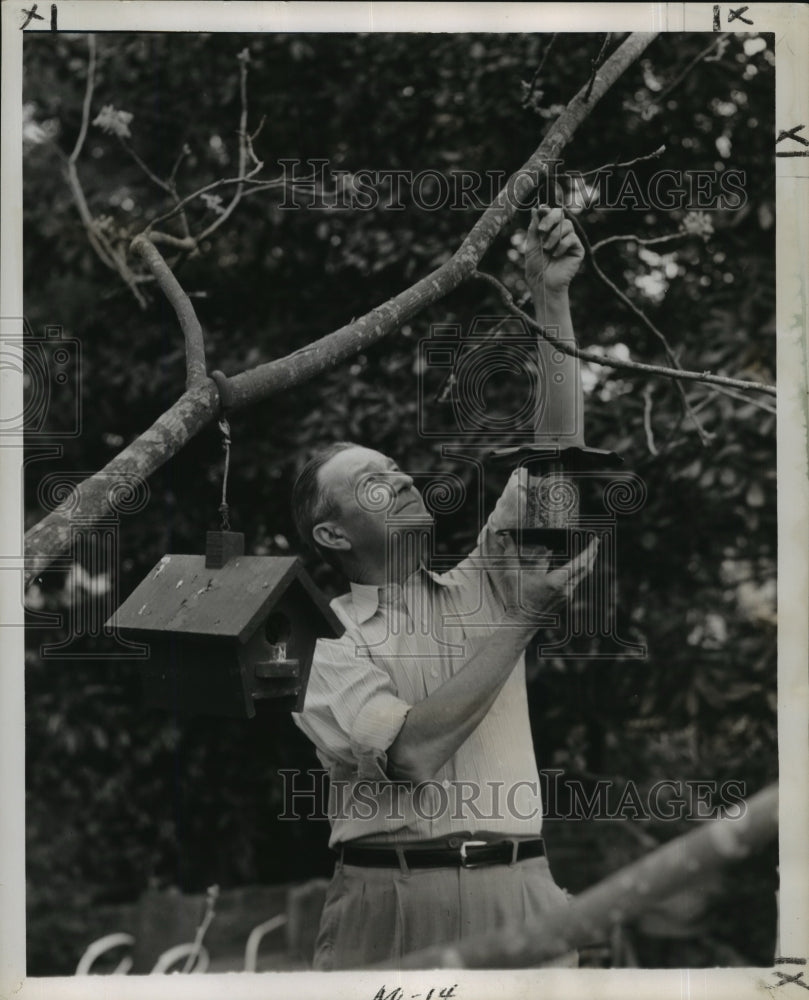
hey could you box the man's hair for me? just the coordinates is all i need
[291,441,360,566]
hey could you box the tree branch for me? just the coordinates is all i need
[569,212,716,444]
[576,144,666,179]
[642,384,659,455]
[64,36,149,309]
[25,31,659,579]
[584,33,612,102]
[389,784,777,969]
[590,231,689,253]
[521,33,556,111]
[130,235,207,388]
[655,33,732,105]
[472,270,776,396]
[25,382,217,586]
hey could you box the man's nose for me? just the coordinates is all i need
[393,470,414,491]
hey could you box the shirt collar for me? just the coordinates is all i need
[348,564,446,625]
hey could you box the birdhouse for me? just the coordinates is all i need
[107,532,343,718]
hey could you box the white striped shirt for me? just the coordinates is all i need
[292,470,546,846]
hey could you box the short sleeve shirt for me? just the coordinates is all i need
[292,469,546,846]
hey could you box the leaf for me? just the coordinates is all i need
[92,105,134,139]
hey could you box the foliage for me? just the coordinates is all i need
[22,31,775,972]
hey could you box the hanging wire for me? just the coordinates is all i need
[210,370,234,532]
[217,416,232,530]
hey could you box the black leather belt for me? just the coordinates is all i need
[340,837,545,870]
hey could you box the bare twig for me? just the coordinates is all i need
[117,136,173,194]
[143,124,267,253]
[590,231,689,253]
[192,50,259,245]
[128,51,264,258]
[584,33,612,102]
[655,33,732,105]
[692,381,777,416]
[471,270,776,396]
[168,143,190,186]
[116,137,193,241]
[569,213,715,443]
[642,384,659,455]
[576,144,666,180]
[65,36,148,308]
[144,171,331,244]
[130,234,207,388]
[522,33,557,109]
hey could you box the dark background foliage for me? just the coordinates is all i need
[22,31,776,973]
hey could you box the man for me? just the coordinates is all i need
[291,206,596,969]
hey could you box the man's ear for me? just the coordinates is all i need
[312,521,352,553]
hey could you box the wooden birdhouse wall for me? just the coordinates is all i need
[141,634,253,719]
[241,581,322,713]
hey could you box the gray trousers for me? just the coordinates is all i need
[313,853,578,970]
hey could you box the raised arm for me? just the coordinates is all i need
[387,207,591,784]
[526,204,584,334]
[387,537,598,784]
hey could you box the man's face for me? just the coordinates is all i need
[315,446,432,560]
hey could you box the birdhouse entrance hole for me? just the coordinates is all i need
[265,611,291,661]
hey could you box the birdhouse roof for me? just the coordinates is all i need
[109,554,342,642]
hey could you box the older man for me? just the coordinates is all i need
[291,206,595,969]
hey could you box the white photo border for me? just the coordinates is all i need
[2,2,806,998]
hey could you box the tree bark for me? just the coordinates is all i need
[23,32,657,585]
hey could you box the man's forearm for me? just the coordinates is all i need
[531,285,574,341]
[386,618,535,784]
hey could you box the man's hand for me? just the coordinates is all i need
[496,534,600,624]
[387,532,599,783]
[524,205,584,296]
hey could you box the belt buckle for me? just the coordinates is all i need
[459,839,488,868]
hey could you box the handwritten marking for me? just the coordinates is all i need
[776,125,809,147]
[713,5,721,30]
[727,5,754,25]
[776,958,809,965]
[20,4,44,28]
[373,986,457,1000]
[50,3,57,30]
[772,970,809,990]
[776,152,809,158]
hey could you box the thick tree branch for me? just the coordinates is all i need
[223,32,661,411]
[130,235,207,388]
[25,32,658,580]
[25,383,217,586]
[388,784,777,969]
[473,270,776,396]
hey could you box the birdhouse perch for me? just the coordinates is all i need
[107,532,343,718]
